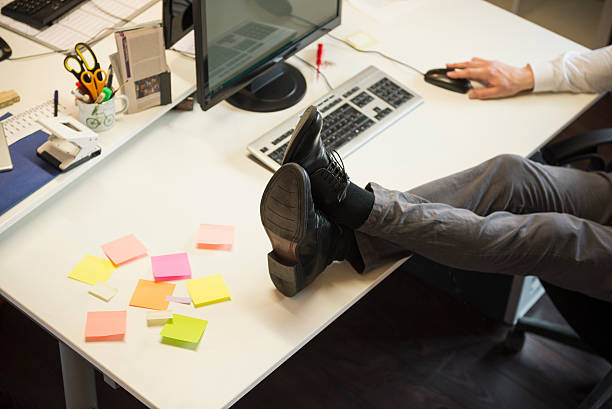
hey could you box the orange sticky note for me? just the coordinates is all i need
[101,234,147,266]
[85,311,126,342]
[197,224,235,251]
[129,279,175,310]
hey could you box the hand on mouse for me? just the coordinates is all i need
[446,58,534,99]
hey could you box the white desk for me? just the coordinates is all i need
[0,1,600,408]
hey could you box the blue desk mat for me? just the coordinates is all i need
[0,113,61,216]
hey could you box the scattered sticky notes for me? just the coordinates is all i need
[129,279,175,310]
[101,234,147,266]
[147,310,173,326]
[196,224,235,251]
[88,282,118,302]
[160,314,208,344]
[166,295,191,305]
[151,253,192,281]
[85,311,126,342]
[186,274,231,307]
[68,254,115,285]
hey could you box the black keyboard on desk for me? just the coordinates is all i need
[248,65,424,171]
[1,0,85,29]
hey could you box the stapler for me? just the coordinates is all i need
[36,116,101,171]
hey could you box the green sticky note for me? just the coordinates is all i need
[160,314,208,344]
[68,254,115,285]
[185,274,231,307]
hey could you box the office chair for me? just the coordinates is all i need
[504,127,612,409]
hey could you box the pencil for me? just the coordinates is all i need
[110,79,128,99]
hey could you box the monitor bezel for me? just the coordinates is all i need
[192,0,342,111]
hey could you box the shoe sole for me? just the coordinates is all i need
[282,105,319,165]
[260,163,313,297]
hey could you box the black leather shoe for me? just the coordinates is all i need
[282,105,350,207]
[261,163,357,296]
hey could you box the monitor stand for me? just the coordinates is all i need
[226,62,306,113]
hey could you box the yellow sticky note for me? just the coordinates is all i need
[345,30,377,49]
[68,254,115,285]
[160,314,208,344]
[186,274,231,307]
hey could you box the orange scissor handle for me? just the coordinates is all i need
[80,71,99,100]
[92,69,107,97]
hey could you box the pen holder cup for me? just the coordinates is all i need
[78,94,129,132]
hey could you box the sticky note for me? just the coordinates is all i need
[160,314,207,344]
[101,234,147,265]
[151,253,192,281]
[345,31,377,49]
[196,224,235,251]
[147,310,173,326]
[186,274,231,307]
[129,279,175,310]
[68,254,115,285]
[88,282,117,302]
[166,295,191,305]
[85,311,126,341]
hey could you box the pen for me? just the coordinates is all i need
[316,43,323,78]
[106,64,113,89]
[71,89,91,103]
[53,90,58,117]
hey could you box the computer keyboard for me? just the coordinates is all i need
[1,99,68,145]
[248,65,423,171]
[1,0,85,29]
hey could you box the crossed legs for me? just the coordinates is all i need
[261,106,612,302]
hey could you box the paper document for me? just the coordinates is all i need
[0,0,157,52]
[347,0,427,24]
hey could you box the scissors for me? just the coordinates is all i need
[63,42,107,99]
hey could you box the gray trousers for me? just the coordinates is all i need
[355,154,612,302]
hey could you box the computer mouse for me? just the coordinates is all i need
[0,36,11,62]
[424,68,471,94]
[255,0,292,16]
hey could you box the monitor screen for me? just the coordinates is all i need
[193,0,341,111]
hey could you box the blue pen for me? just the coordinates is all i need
[53,90,58,117]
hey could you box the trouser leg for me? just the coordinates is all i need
[353,155,612,302]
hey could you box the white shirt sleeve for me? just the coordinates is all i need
[530,45,612,93]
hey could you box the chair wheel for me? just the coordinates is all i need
[504,329,526,353]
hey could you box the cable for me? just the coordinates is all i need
[294,54,333,91]
[89,1,132,23]
[327,33,424,77]
[169,48,195,59]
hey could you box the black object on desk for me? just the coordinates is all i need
[1,0,85,30]
[425,68,472,93]
[0,36,11,61]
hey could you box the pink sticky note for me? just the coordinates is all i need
[151,253,192,281]
[85,311,126,342]
[101,234,147,266]
[197,224,235,251]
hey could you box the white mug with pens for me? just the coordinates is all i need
[77,94,129,132]
[64,42,129,131]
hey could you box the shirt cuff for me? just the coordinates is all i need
[530,61,556,93]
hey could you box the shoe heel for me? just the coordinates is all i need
[267,251,304,297]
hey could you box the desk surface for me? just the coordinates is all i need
[0,1,599,408]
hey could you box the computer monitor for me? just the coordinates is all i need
[182,0,340,112]
[163,0,193,48]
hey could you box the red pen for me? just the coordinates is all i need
[316,43,323,78]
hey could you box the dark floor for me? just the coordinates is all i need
[1,94,611,409]
[1,268,611,409]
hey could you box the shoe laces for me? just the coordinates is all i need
[321,150,349,202]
